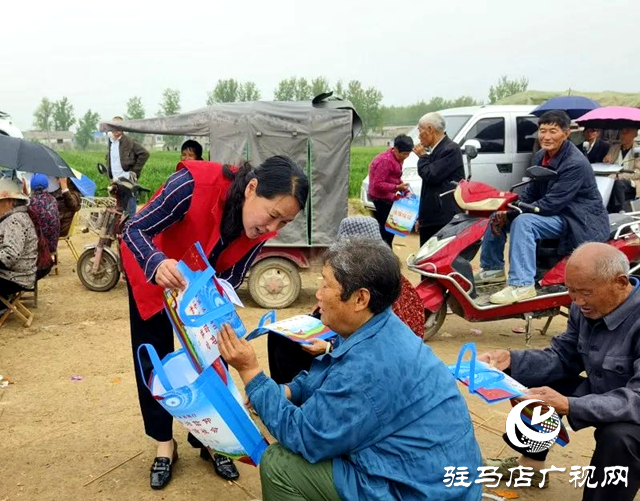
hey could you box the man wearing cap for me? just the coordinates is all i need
[367,134,414,247]
[581,128,609,164]
[416,112,465,245]
[0,180,38,297]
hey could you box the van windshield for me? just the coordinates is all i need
[406,114,472,144]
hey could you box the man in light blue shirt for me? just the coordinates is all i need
[219,238,482,500]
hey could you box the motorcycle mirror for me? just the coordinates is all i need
[526,166,558,180]
[96,163,107,176]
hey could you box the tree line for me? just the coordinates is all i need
[32,76,528,149]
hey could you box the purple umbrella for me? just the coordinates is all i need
[576,106,640,129]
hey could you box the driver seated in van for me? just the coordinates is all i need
[474,110,610,304]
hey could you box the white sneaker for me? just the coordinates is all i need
[490,285,537,304]
[474,269,506,285]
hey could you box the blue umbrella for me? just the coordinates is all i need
[532,96,601,120]
[68,168,97,197]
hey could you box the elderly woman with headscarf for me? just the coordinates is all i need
[219,238,481,501]
[0,180,38,297]
[268,216,426,384]
[29,174,60,254]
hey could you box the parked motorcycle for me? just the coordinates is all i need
[407,148,640,345]
[77,164,142,292]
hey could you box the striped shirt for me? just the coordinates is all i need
[122,169,265,289]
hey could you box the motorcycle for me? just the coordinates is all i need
[76,163,143,292]
[407,143,640,345]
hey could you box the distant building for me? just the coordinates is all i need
[24,130,75,149]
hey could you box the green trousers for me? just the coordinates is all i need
[260,444,342,501]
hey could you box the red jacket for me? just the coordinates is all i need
[121,161,275,320]
[367,148,403,203]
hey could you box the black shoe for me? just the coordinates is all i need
[150,440,178,490]
[199,448,239,480]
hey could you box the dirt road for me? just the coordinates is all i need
[0,232,626,501]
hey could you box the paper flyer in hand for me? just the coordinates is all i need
[246,310,337,345]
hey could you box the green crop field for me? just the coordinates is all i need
[59,146,386,199]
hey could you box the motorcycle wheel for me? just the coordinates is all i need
[77,249,120,292]
[423,304,447,342]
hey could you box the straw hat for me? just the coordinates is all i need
[0,179,29,203]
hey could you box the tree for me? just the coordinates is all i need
[311,77,330,97]
[125,96,145,120]
[158,89,182,149]
[33,97,54,131]
[239,81,261,102]
[75,110,101,150]
[125,96,146,143]
[334,80,346,99]
[52,97,76,131]
[294,78,312,101]
[344,80,383,143]
[207,79,240,104]
[274,77,297,101]
[488,75,529,104]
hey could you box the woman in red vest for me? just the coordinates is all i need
[121,156,309,489]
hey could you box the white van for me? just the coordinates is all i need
[0,111,24,138]
[361,105,538,209]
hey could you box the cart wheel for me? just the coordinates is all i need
[77,249,120,292]
[423,304,447,342]
[248,258,301,309]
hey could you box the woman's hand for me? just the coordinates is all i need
[59,177,69,191]
[155,259,187,290]
[301,339,330,356]
[218,324,262,384]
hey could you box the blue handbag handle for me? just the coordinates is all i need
[257,310,276,330]
[454,342,477,393]
[178,266,237,327]
[137,343,173,393]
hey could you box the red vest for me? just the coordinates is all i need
[121,161,275,320]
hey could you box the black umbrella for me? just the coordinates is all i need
[0,135,76,178]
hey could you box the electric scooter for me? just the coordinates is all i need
[408,144,640,345]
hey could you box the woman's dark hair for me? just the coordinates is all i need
[324,238,401,315]
[181,139,203,160]
[221,155,309,240]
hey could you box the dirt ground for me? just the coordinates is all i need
[0,232,634,501]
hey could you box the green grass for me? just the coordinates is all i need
[59,146,385,198]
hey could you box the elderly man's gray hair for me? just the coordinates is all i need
[418,112,446,132]
[572,242,630,281]
[323,238,401,314]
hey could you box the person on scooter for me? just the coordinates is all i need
[475,110,609,304]
[479,243,640,501]
[416,112,465,246]
[121,156,308,489]
[604,127,640,212]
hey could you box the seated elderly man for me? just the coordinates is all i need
[0,180,38,297]
[479,242,640,501]
[604,127,640,212]
[475,110,610,304]
[219,239,482,501]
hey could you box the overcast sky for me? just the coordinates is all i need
[3,0,639,131]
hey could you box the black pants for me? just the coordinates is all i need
[129,283,175,442]
[0,277,27,298]
[267,333,315,384]
[372,200,394,247]
[608,179,635,213]
[503,376,640,501]
[419,224,444,246]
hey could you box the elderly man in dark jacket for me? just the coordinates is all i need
[479,243,640,501]
[476,110,609,304]
[416,112,465,245]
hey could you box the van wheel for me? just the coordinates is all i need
[248,258,301,309]
[423,304,447,342]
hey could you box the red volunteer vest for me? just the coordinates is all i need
[121,161,275,320]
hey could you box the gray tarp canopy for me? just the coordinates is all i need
[100,95,361,247]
